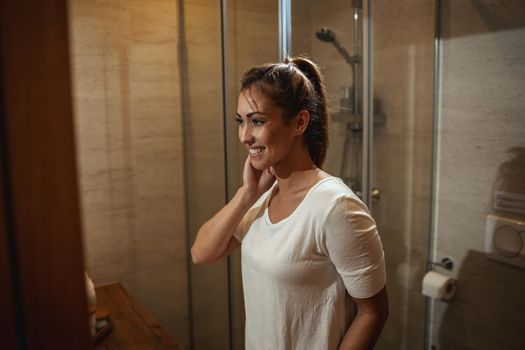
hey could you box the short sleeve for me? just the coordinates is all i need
[320,195,386,299]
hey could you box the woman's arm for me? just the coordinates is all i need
[338,286,389,350]
[191,186,255,264]
[191,157,275,264]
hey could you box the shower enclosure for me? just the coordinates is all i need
[194,1,524,349]
[70,0,525,349]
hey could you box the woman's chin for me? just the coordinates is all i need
[249,158,269,171]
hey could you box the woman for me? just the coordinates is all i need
[191,56,388,350]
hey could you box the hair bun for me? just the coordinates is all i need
[286,57,315,81]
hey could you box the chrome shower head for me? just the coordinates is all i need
[315,27,335,42]
[315,27,358,66]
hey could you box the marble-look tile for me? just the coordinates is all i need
[68,0,129,52]
[440,33,525,140]
[434,137,525,273]
[132,137,184,197]
[128,1,178,42]
[437,135,519,202]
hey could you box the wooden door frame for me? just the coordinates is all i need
[0,1,90,349]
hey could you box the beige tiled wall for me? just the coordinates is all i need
[432,1,525,349]
[69,0,189,347]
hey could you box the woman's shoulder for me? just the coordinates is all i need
[308,176,370,217]
[309,176,357,201]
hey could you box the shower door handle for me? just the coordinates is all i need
[371,187,380,201]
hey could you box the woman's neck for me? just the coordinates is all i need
[275,168,325,194]
[272,143,327,194]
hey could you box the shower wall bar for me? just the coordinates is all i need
[361,0,373,207]
[219,1,235,349]
[278,0,292,61]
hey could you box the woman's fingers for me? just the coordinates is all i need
[242,156,275,195]
[242,156,261,190]
[259,167,276,192]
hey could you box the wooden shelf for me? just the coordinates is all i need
[94,283,183,350]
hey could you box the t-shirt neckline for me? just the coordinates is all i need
[263,176,335,228]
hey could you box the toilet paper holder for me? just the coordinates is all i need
[429,257,454,271]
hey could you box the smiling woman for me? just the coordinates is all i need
[191,56,388,350]
[235,89,304,172]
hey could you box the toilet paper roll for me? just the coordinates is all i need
[421,271,457,301]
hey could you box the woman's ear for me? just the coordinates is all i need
[294,110,310,135]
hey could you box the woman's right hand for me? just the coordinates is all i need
[192,156,275,264]
[241,156,275,202]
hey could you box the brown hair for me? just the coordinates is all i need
[240,56,329,168]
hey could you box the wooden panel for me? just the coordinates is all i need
[0,1,90,349]
[0,147,17,350]
[94,283,183,350]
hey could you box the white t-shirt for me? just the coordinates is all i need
[234,177,386,350]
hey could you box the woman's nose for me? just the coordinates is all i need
[239,125,254,144]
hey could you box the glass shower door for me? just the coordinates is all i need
[369,1,435,349]
[291,1,435,349]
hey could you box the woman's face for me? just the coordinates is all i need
[236,88,297,171]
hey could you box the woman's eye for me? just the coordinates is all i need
[251,119,265,126]
[234,117,244,125]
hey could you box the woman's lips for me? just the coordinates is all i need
[249,147,265,157]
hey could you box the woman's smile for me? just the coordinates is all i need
[249,146,265,157]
